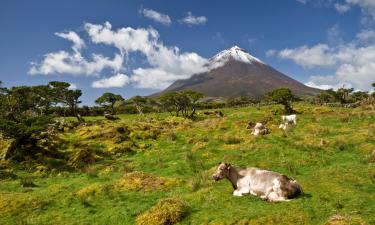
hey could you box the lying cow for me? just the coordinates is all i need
[212,162,302,202]
[246,122,270,136]
[281,114,297,125]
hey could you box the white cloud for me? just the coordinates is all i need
[265,49,276,57]
[296,0,307,4]
[278,44,336,68]
[29,29,123,76]
[92,73,130,88]
[271,29,375,91]
[30,22,207,89]
[334,3,351,13]
[29,50,123,76]
[356,29,375,43]
[55,31,85,52]
[68,83,78,90]
[140,8,171,25]
[85,22,207,89]
[180,12,207,26]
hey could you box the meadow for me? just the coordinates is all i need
[0,103,374,225]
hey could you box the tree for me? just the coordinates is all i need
[66,89,83,121]
[351,91,369,102]
[127,96,148,115]
[95,92,124,114]
[266,88,296,113]
[335,87,354,104]
[159,90,203,118]
[315,90,335,103]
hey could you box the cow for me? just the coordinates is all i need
[246,122,270,136]
[278,123,288,131]
[212,162,302,202]
[281,114,297,125]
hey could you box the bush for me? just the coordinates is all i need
[136,198,188,225]
[68,146,102,169]
[116,171,173,192]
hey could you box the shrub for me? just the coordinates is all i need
[136,198,188,225]
[116,172,174,192]
[68,146,102,169]
[19,177,37,187]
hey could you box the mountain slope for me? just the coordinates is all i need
[155,46,320,98]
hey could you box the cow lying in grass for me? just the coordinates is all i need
[246,122,270,136]
[212,163,302,202]
[281,114,297,125]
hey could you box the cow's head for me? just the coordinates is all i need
[212,162,231,181]
[246,121,255,129]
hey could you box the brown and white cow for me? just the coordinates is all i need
[246,122,270,136]
[212,162,302,202]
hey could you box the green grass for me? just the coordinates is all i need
[0,103,374,224]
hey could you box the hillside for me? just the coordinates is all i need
[0,104,374,224]
[155,46,320,99]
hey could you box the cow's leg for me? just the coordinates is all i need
[233,189,243,196]
[267,192,291,202]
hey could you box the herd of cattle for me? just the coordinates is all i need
[212,114,303,202]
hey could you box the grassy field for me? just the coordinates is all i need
[0,103,374,225]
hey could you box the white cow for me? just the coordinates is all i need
[212,163,302,202]
[246,122,270,136]
[279,123,288,131]
[281,114,297,125]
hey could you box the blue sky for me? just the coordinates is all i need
[1,0,374,105]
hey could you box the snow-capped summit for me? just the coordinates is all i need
[155,45,320,99]
[207,45,264,70]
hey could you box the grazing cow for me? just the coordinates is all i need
[278,123,288,131]
[281,114,297,125]
[212,163,302,202]
[246,122,270,136]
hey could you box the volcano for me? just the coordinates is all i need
[155,46,320,99]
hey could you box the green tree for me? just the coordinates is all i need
[266,88,296,113]
[351,91,369,102]
[159,90,203,118]
[66,89,83,121]
[127,96,148,115]
[336,87,354,104]
[95,92,124,114]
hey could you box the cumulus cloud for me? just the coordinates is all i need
[271,29,375,91]
[68,83,78,90]
[55,31,85,52]
[356,29,375,43]
[278,44,336,68]
[140,8,171,25]
[30,22,207,90]
[179,12,207,26]
[265,49,276,57]
[92,73,130,88]
[29,50,123,76]
[334,3,351,13]
[85,22,207,89]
